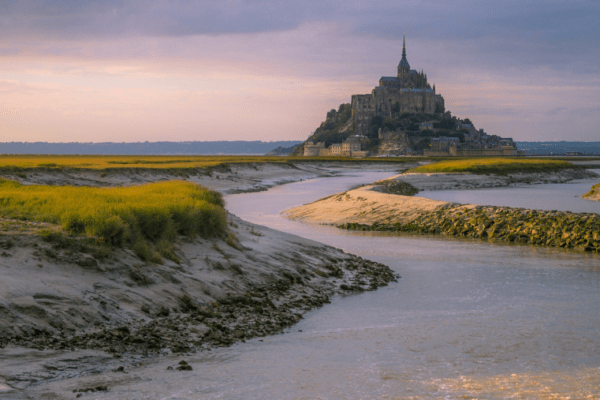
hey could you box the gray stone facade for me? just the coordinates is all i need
[351,36,445,136]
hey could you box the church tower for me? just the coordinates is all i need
[397,34,410,78]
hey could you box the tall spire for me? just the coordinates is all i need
[398,32,410,74]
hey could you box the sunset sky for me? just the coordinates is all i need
[1,0,598,143]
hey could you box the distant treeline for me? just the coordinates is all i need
[0,141,304,155]
[517,141,600,155]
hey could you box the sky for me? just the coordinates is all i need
[0,0,599,143]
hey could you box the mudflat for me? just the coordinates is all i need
[0,161,402,397]
[284,169,600,253]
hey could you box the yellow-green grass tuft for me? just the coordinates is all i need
[583,182,600,200]
[0,155,419,172]
[406,158,575,175]
[0,180,226,255]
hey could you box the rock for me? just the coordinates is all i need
[130,335,145,344]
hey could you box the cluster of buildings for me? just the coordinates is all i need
[303,136,369,157]
[351,35,445,136]
[424,123,523,157]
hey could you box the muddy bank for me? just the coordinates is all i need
[284,185,447,226]
[285,184,600,253]
[0,161,406,396]
[393,168,597,191]
[0,161,411,195]
[0,214,397,394]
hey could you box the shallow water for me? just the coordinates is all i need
[91,172,600,399]
[419,169,600,213]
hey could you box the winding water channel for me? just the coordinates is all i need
[95,171,599,399]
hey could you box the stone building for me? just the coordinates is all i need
[304,137,368,157]
[424,131,524,157]
[351,35,445,135]
[341,136,362,156]
[303,141,329,156]
[431,136,460,152]
[329,143,342,156]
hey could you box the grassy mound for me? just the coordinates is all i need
[0,180,226,261]
[406,158,574,175]
[583,183,600,200]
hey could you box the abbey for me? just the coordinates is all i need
[351,35,445,136]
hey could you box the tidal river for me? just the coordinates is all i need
[100,171,600,399]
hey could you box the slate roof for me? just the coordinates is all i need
[398,56,410,69]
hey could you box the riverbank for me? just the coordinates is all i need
[1,161,409,194]
[0,164,402,396]
[391,168,596,191]
[0,213,397,393]
[284,182,600,253]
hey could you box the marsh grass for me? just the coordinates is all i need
[406,158,575,175]
[0,180,226,262]
[583,182,600,199]
[0,155,420,172]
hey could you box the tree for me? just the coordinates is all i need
[368,116,384,138]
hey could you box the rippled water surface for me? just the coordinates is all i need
[95,171,600,399]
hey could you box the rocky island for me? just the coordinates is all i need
[297,36,522,158]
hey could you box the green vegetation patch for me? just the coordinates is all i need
[0,154,424,172]
[0,179,226,261]
[406,158,575,175]
[583,182,600,200]
[372,180,419,196]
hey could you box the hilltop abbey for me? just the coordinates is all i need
[303,36,521,157]
[351,35,445,136]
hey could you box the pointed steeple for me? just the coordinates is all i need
[398,32,410,77]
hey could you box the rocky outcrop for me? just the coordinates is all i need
[341,205,600,252]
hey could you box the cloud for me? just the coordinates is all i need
[1,1,598,142]
[0,0,324,39]
[2,0,598,74]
